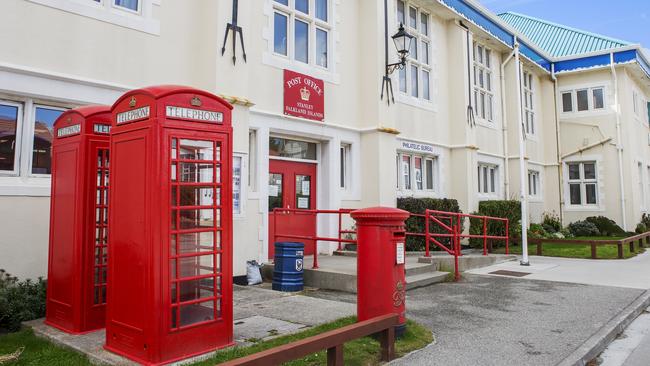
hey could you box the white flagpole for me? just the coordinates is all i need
[514,39,530,266]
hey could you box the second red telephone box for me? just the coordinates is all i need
[106,86,233,365]
[46,105,111,334]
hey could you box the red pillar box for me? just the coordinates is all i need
[106,86,233,365]
[46,106,112,334]
[350,207,409,335]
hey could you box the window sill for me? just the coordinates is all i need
[564,205,604,212]
[27,0,160,35]
[397,190,441,198]
[262,53,340,84]
[396,93,436,112]
[475,119,498,130]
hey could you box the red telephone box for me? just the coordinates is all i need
[46,105,112,334]
[105,86,233,365]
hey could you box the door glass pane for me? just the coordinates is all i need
[562,92,572,112]
[179,163,213,183]
[569,184,581,204]
[179,209,214,229]
[274,12,288,55]
[179,139,213,160]
[295,175,311,209]
[174,231,214,254]
[177,278,215,302]
[179,186,213,207]
[295,19,309,63]
[583,163,596,179]
[316,28,328,68]
[0,104,18,171]
[268,173,283,211]
[315,0,327,21]
[176,254,215,278]
[577,89,589,111]
[32,107,64,174]
[586,184,597,204]
[269,137,317,160]
[180,301,214,327]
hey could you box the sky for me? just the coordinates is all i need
[481,0,650,48]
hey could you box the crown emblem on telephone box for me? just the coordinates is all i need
[300,87,311,101]
[129,96,137,108]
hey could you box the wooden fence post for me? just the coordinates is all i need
[618,242,624,259]
[327,345,344,366]
[379,326,395,362]
[590,241,597,259]
[629,240,635,253]
[536,240,542,256]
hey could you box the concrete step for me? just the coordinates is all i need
[418,254,518,272]
[405,262,438,276]
[406,271,449,290]
[333,250,357,257]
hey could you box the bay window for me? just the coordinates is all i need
[567,162,598,206]
[273,0,331,69]
[397,1,432,101]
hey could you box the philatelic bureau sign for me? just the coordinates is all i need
[284,69,324,121]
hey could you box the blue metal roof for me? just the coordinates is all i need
[498,12,631,58]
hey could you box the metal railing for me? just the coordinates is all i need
[271,208,356,269]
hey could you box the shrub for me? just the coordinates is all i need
[528,223,549,239]
[396,197,463,251]
[469,200,521,249]
[636,223,647,234]
[585,216,625,237]
[542,212,562,233]
[0,269,47,332]
[567,220,600,237]
[639,214,650,232]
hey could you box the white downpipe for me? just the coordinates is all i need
[501,50,515,199]
[610,53,628,230]
[551,64,564,225]
[514,39,530,266]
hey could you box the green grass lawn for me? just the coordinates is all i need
[494,236,646,259]
[0,317,432,366]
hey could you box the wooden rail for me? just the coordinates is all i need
[513,231,650,259]
[219,314,399,366]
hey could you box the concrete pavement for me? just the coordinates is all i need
[598,307,650,366]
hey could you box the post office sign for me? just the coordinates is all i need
[284,69,325,122]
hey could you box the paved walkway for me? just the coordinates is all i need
[599,307,650,366]
[392,274,645,366]
[466,251,650,289]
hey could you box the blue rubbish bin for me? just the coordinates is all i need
[272,242,305,292]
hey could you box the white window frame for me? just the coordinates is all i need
[26,0,159,35]
[647,165,650,210]
[0,100,24,177]
[340,143,351,190]
[561,86,606,114]
[269,0,333,72]
[473,42,494,123]
[396,1,433,105]
[566,161,599,207]
[527,169,541,199]
[233,153,248,218]
[396,152,439,195]
[522,70,535,137]
[477,162,498,196]
[638,161,646,212]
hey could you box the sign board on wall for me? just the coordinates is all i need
[284,69,325,121]
[400,140,435,154]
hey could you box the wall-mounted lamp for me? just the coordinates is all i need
[381,20,414,104]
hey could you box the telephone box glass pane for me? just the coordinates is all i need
[179,186,213,207]
[179,301,214,327]
[179,209,214,229]
[178,278,214,302]
[175,232,214,254]
[179,139,213,160]
[180,163,213,183]
[177,255,215,278]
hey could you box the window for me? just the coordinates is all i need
[0,100,66,177]
[273,0,331,69]
[477,163,498,195]
[269,137,316,160]
[114,0,138,12]
[647,166,650,209]
[561,87,605,113]
[397,152,438,192]
[248,131,257,192]
[473,42,494,122]
[233,155,242,215]
[523,70,534,135]
[639,162,645,209]
[528,170,540,197]
[567,162,598,206]
[340,144,350,189]
[397,1,431,101]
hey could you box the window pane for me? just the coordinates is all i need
[411,65,419,97]
[577,89,589,111]
[295,0,308,14]
[586,184,597,204]
[275,0,288,5]
[483,166,488,193]
[592,88,604,109]
[490,168,495,193]
[269,137,317,160]
[583,163,596,179]
[426,159,434,190]
[569,184,581,204]
[294,20,309,63]
[420,13,428,36]
[114,0,138,11]
[414,157,422,190]
[295,175,311,209]
[316,28,328,67]
[422,70,430,100]
[316,0,327,21]
[477,46,483,64]
[397,0,405,24]
[0,104,18,172]
[268,173,283,211]
[274,13,288,55]
[340,147,346,188]
[402,155,411,190]
[485,49,491,68]
[399,67,407,93]
[562,92,572,112]
[409,38,417,61]
[422,42,429,65]
[568,163,580,180]
[32,107,64,174]
[409,6,417,29]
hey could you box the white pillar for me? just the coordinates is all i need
[514,40,530,266]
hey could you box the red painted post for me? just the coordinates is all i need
[454,215,461,281]
[425,210,430,257]
[351,207,409,336]
[313,214,319,269]
[337,211,343,251]
[482,217,488,256]
[505,220,510,255]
